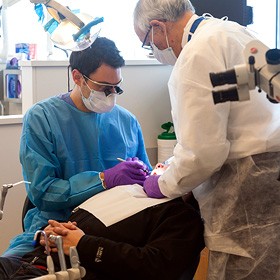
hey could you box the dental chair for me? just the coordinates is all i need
[22,195,35,231]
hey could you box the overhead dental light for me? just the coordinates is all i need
[30,0,104,51]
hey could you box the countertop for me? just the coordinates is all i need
[0,115,23,125]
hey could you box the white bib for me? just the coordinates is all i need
[76,184,172,226]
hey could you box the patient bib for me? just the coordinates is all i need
[75,184,172,226]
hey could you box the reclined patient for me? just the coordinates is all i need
[0,169,204,280]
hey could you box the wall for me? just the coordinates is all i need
[0,117,25,255]
[120,64,173,162]
[20,60,174,164]
[0,61,173,254]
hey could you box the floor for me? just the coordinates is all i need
[194,247,209,280]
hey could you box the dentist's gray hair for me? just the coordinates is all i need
[133,0,195,33]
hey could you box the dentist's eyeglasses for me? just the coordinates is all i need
[83,75,124,97]
[141,26,152,51]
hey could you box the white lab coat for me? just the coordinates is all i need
[159,15,280,279]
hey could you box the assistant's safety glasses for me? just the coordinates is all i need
[83,75,124,97]
[141,26,153,50]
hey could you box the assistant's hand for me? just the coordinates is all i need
[104,160,148,189]
[143,175,166,198]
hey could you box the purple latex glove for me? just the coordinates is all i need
[104,161,148,189]
[143,175,166,198]
[126,157,150,175]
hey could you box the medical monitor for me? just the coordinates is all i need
[191,0,253,26]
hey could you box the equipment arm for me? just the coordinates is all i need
[30,0,84,28]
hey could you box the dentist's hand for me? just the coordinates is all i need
[104,160,148,189]
[126,157,150,175]
[143,175,166,198]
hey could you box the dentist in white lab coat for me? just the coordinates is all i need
[134,0,280,279]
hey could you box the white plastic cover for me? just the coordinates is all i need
[50,13,102,51]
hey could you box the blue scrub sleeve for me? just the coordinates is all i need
[20,113,104,212]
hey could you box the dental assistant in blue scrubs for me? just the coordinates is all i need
[2,37,152,257]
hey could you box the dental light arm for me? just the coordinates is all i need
[29,0,84,28]
[210,40,280,104]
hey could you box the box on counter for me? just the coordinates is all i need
[15,43,37,60]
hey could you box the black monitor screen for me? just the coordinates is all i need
[191,0,253,26]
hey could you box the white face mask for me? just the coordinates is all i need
[150,27,177,66]
[80,84,116,113]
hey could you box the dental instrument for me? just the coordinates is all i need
[32,230,56,280]
[67,246,86,280]
[32,234,86,279]
[0,181,31,220]
[49,235,69,280]
[117,157,150,174]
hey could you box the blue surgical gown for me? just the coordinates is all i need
[3,96,152,257]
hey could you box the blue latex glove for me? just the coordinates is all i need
[126,157,150,175]
[104,161,148,189]
[143,175,166,198]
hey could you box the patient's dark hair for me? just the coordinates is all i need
[69,37,125,77]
